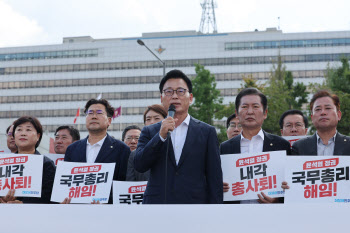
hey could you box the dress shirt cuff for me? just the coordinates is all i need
[159,133,167,142]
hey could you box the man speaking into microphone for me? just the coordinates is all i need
[134,69,223,204]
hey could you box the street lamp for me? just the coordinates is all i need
[137,39,166,77]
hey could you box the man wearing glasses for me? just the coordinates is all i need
[134,69,223,204]
[226,114,242,140]
[122,125,141,152]
[64,99,130,190]
[279,110,308,136]
[6,124,17,153]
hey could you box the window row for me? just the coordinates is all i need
[0,53,344,75]
[225,38,350,50]
[0,70,324,91]
[0,107,148,119]
[0,87,247,104]
[0,49,98,61]
[0,76,163,89]
[0,91,161,104]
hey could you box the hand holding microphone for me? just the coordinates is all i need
[159,104,177,139]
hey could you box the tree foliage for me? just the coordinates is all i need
[189,64,224,125]
[323,57,350,135]
[263,55,309,134]
[189,64,228,143]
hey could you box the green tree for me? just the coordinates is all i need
[189,64,229,143]
[189,64,224,125]
[239,74,265,91]
[323,57,350,135]
[263,55,308,134]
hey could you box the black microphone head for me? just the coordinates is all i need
[168,104,176,117]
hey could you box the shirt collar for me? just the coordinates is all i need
[182,114,191,126]
[176,114,190,128]
[316,131,337,144]
[241,128,265,141]
[87,135,107,146]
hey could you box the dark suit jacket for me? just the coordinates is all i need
[126,150,150,181]
[134,117,223,204]
[292,132,350,156]
[220,130,291,155]
[64,133,130,181]
[219,130,290,204]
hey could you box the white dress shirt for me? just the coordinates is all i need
[160,114,190,165]
[240,129,264,154]
[316,131,337,156]
[86,135,107,163]
[240,129,264,204]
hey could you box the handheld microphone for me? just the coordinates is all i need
[165,104,175,204]
[168,104,176,118]
[167,104,176,138]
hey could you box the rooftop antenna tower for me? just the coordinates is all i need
[199,0,218,34]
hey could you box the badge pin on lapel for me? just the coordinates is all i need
[110,146,113,148]
[270,143,273,146]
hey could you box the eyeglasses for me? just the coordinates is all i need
[125,136,139,142]
[284,122,305,130]
[7,132,13,137]
[229,122,242,129]
[163,88,187,96]
[86,110,107,117]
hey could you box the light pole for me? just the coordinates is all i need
[137,39,165,77]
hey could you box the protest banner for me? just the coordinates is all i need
[221,150,286,201]
[282,136,307,147]
[44,153,65,166]
[0,148,11,154]
[0,154,43,197]
[113,181,147,205]
[51,161,115,203]
[285,156,350,203]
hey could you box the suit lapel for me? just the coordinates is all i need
[177,118,196,168]
[167,140,177,167]
[263,131,274,152]
[79,138,88,162]
[231,136,241,154]
[308,134,318,156]
[95,134,113,162]
[334,132,347,155]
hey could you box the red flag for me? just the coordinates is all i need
[73,108,80,124]
[113,106,121,120]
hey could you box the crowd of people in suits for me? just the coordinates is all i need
[1,69,349,204]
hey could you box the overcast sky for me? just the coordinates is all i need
[1,0,350,47]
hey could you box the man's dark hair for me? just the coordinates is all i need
[235,88,267,113]
[159,69,192,94]
[84,98,115,117]
[13,116,43,148]
[143,104,167,124]
[279,110,309,129]
[54,126,81,141]
[226,114,237,129]
[310,90,340,112]
[6,125,12,134]
[122,125,142,141]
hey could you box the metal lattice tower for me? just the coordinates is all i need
[199,0,218,34]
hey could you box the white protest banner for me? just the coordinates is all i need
[113,181,147,205]
[51,161,115,203]
[282,136,307,147]
[285,156,350,203]
[0,154,43,197]
[221,150,286,201]
[0,148,11,154]
[44,153,65,166]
